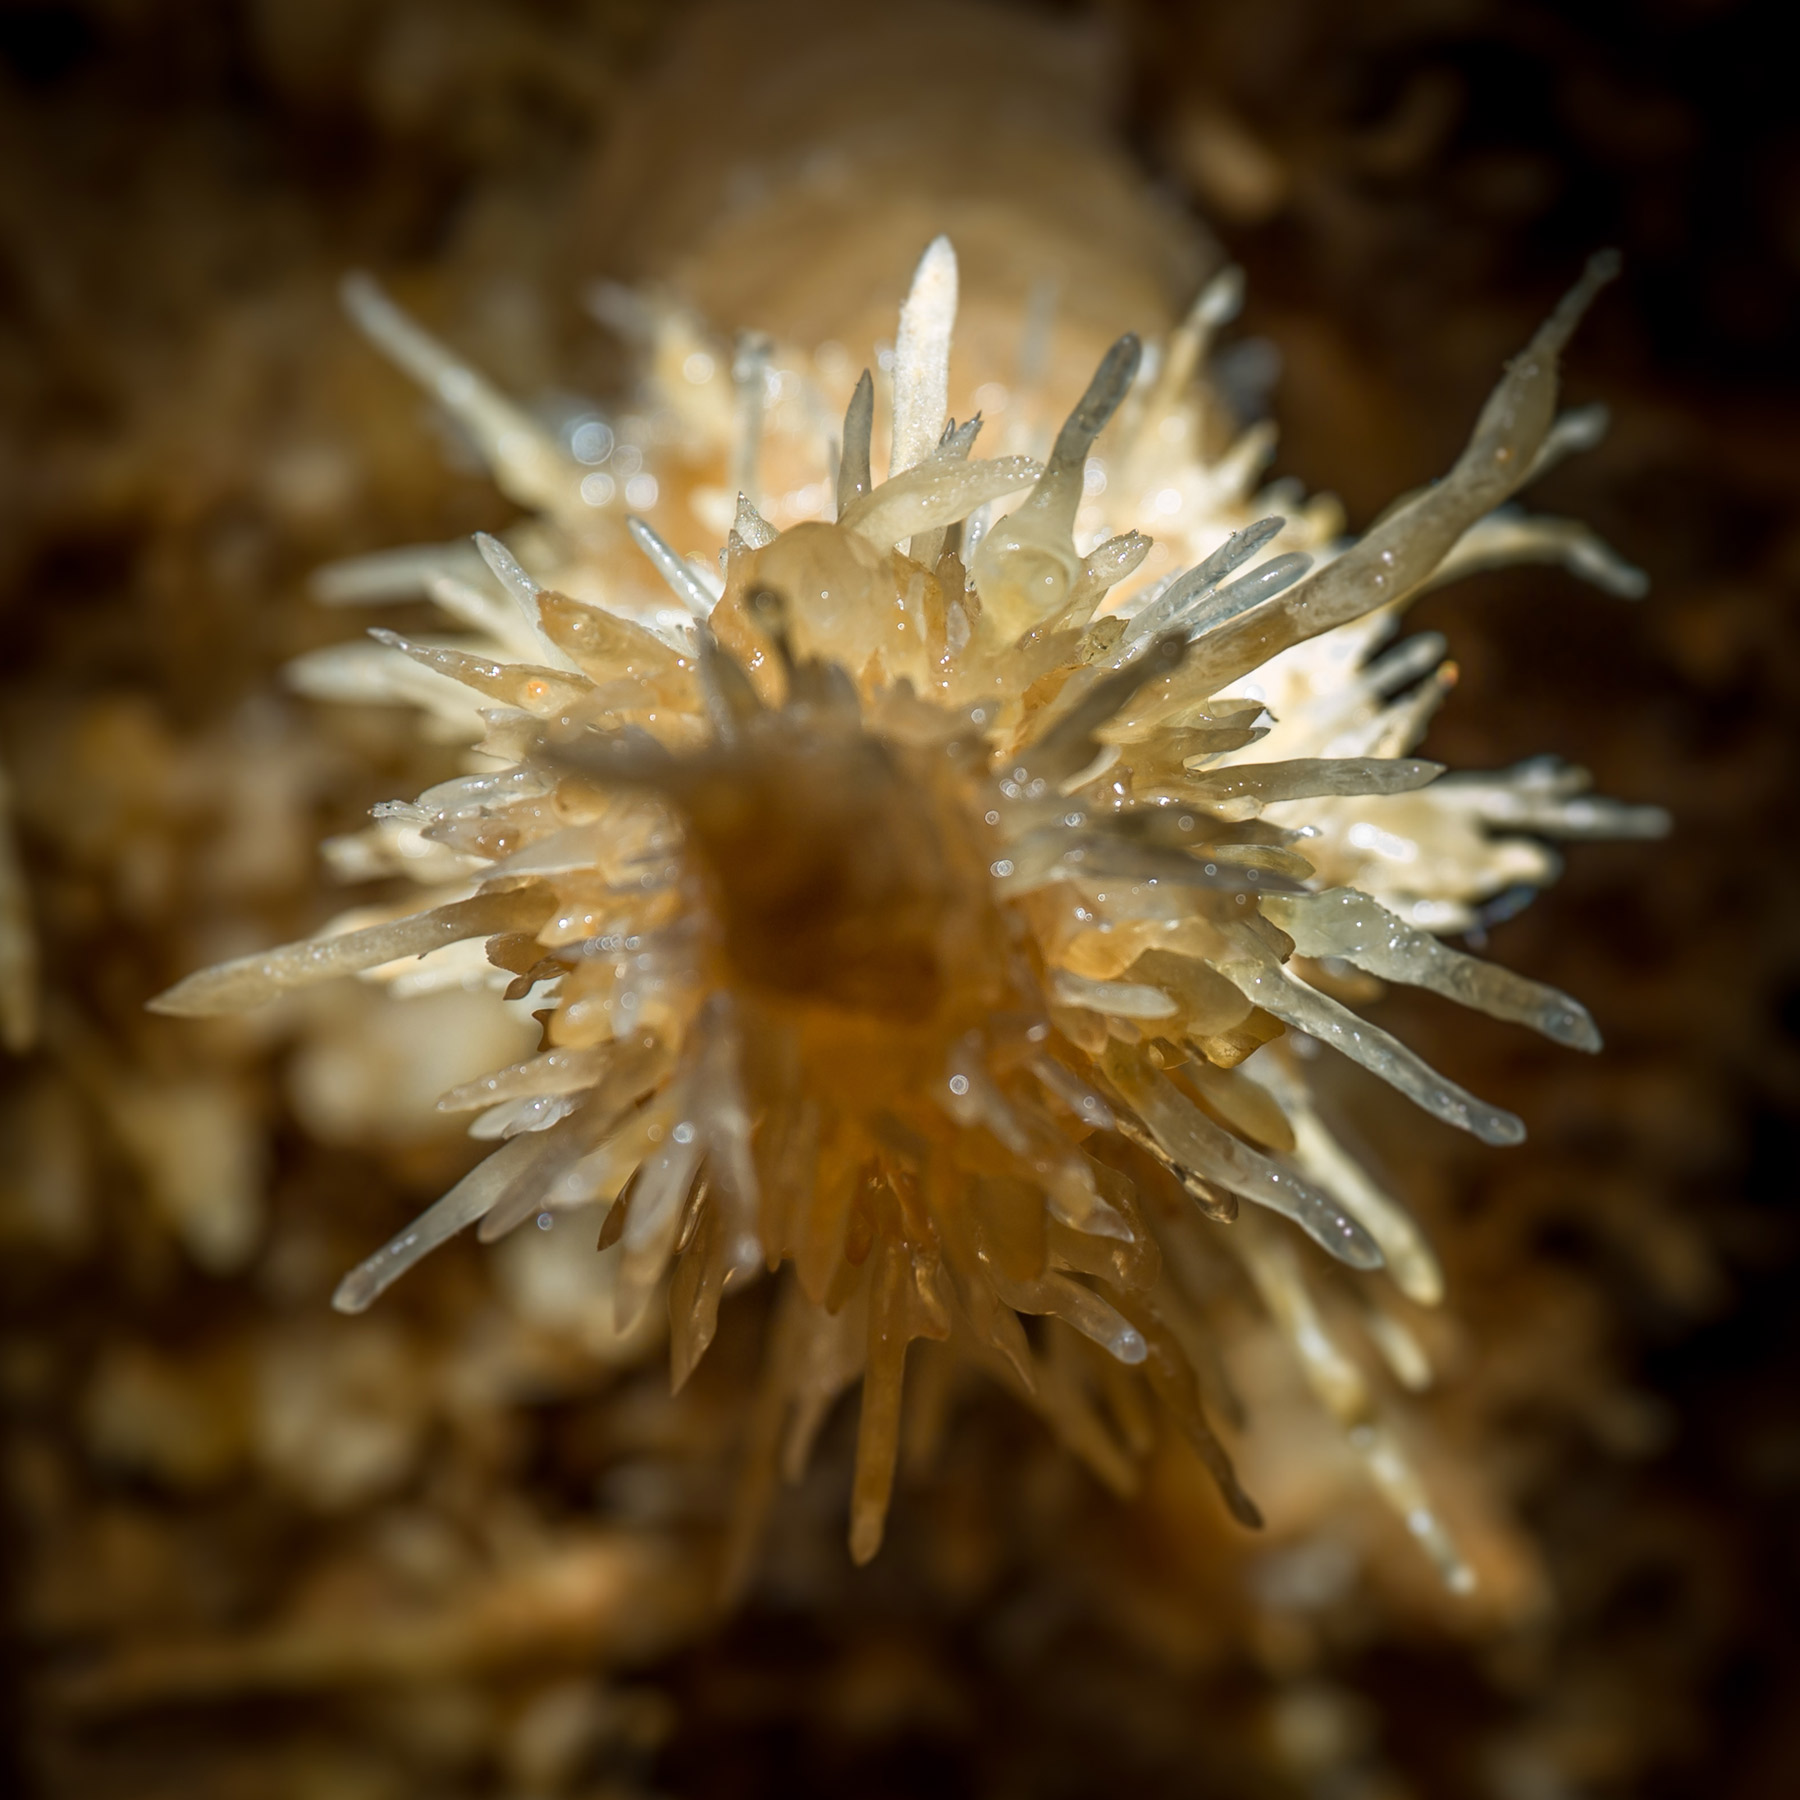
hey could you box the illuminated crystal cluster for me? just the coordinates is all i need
[154,237,1664,1588]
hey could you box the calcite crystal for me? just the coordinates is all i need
[154,236,1664,1588]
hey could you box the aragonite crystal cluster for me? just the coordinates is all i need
[154,235,1664,1587]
